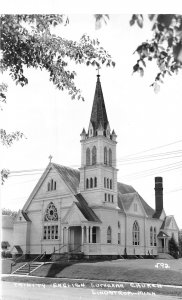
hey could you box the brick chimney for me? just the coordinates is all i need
[154,177,163,215]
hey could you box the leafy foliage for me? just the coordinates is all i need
[1,168,10,185]
[1,207,18,217]
[131,14,182,92]
[168,235,179,258]
[0,129,25,146]
[1,14,115,101]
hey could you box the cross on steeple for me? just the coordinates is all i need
[96,65,101,76]
[49,155,53,163]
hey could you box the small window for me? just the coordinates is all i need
[107,178,109,188]
[105,193,107,201]
[110,179,112,189]
[47,179,56,192]
[92,146,97,165]
[90,178,93,188]
[104,147,107,165]
[107,226,112,243]
[94,177,97,187]
[86,148,90,166]
[86,178,89,189]
[108,194,110,202]
[118,233,121,244]
[54,181,56,190]
[109,149,112,166]
[104,177,106,188]
[111,195,114,203]
[48,182,50,191]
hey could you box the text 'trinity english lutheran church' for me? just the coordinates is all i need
[13,75,179,258]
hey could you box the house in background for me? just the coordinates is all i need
[12,75,179,258]
[1,215,14,251]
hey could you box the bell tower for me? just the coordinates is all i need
[79,75,118,208]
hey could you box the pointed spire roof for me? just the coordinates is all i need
[90,75,109,134]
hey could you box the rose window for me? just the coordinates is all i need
[44,202,58,221]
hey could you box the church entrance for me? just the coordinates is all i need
[69,226,82,252]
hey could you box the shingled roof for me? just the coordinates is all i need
[75,194,101,223]
[90,75,109,133]
[53,163,80,194]
[160,216,173,229]
[117,182,155,217]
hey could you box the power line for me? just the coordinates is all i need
[118,139,182,160]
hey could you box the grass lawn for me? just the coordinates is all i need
[2,258,182,297]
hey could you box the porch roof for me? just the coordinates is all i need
[75,193,101,223]
[157,230,170,238]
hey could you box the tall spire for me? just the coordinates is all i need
[90,75,109,135]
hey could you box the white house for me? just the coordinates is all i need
[13,75,179,258]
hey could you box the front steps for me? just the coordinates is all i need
[12,262,44,275]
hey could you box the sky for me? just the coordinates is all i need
[1,14,182,229]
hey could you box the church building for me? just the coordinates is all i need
[13,75,179,258]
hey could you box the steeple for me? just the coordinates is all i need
[89,75,109,136]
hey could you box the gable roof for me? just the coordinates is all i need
[160,215,178,230]
[117,182,155,217]
[52,163,80,194]
[74,193,101,223]
[157,230,170,238]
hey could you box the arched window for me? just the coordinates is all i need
[86,148,90,166]
[105,193,107,201]
[92,146,97,165]
[132,221,140,245]
[47,179,56,191]
[150,226,153,246]
[118,222,121,244]
[94,177,97,187]
[111,195,114,203]
[154,227,157,246]
[110,179,112,189]
[107,178,109,189]
[104,147,107,165]
[107,226,112,243]
[90,178,93,188]
[109,149,112,166]
[51,179,53,190]
[108,194,110,202]
[86,178,89,189]
[44,202,58,222]
[104,177,106,188]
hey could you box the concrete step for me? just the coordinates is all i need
[12,262,44,275]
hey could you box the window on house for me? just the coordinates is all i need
[118,233,121,244]
[86,178,89,189]
[107,178,109,188]
[111,195,114,203]
[92,146,97,165]
[47,179,56,191]
[132,221,140,245]
[43,225,58,240]
[154,227,157,246]
[109,149,112,166]
[110,179,112,189]
[44,202,58,222]
[105,193,107,201]
[150,226,153,246]
[104,177,106,188]
[108,194,110,202]
[107,226,112,243]
[90,178,93,188]
[104,147,107,165]
[94,177,97,187]
[86,148,90,166]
